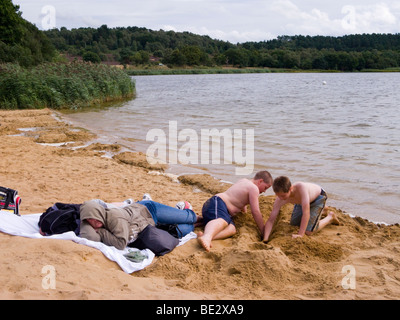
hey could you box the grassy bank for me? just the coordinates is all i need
[125,66,400,76]
[124,67,349,76]
[125,67,274,76]
[0,62,135,110]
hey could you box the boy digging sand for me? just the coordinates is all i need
[263,176,339,242]
[198,171,273,252]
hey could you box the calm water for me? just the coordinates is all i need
[63,73,400,224]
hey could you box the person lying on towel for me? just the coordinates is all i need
[80,197,199,250]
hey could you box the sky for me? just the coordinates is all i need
[15,0,400,43]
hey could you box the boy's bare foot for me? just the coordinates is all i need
[197,234,212,252]
[329,211,340,225]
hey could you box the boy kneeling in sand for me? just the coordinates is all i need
[263,176,339,242]
[198,171,273,252]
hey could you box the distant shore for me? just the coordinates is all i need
[125,66,400,76]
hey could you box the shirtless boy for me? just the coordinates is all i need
[263,176,339,242]
[197,170,273,251]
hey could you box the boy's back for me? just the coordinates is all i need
[217,179,257,215]
[285,182,323,205]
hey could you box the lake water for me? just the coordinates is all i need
[62,73,400,224]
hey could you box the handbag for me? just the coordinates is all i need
[0,187,21,215]
[156,223,182,239]
[129,224,179,256]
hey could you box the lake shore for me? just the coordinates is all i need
[0,108,399,300]
[124,66,400,76]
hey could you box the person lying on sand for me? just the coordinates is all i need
[80,195,200,250]
[263,176,340,243]
[197,171,273,252]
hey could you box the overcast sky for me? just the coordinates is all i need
[16,0,400,43]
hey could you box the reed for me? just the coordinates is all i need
[0,62,135,109]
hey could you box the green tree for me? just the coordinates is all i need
[0,0,56,66]
[165,49,186,66]
[224,48,249,67]
[82,51,101,63]
[0,0,24,44]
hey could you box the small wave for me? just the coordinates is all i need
[349,123,372,128]
[342,133,370,139]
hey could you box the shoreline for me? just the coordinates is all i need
[1,108,399,300]
[124,66,400,76]
[60,107,398,227]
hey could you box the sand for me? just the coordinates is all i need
[0,108,399,300]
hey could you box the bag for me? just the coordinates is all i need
[156,223,182,239]
[129,224,179,256]
[0,187,21,216]
[38,203,81,236]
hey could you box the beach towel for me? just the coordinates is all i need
[0,210,197,274]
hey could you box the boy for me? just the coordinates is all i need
[198,170,273,252]
[263,176,339,242]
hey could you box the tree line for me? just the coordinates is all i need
[44,26,400,71]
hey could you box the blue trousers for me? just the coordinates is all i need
[137,200,197,238]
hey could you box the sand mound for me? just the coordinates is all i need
[113,151,167,171]
[178,174,231,194]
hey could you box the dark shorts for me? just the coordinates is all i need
[202,196,235,226]
[290,189,327,232]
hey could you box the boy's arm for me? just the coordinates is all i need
[263,198,284,242]
[248,187,265,237]
[293,186,310,238]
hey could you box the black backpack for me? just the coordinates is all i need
[38,203,81,236]
[0,187,21,216]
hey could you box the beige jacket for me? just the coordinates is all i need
[79,200,155,250]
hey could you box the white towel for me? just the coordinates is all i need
[0,211,197,274]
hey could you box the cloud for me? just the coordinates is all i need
[270,0,343,35]
[16,0,400,42]
[163,25,274,43]
[190,27,275,43]
[353,3,397,32]
[270,0,399,36]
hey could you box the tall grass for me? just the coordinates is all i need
[0,62,135,109]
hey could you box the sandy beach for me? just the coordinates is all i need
[0,108,399,300]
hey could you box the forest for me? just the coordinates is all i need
[44,26,400,71]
